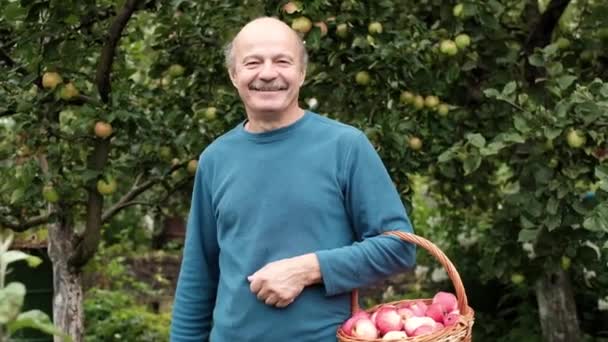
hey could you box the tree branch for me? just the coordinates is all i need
[101,163,185,223]
[0,212,55,232]
[69,0,143,269]
[101,178,157,223]
[95,0,141,103]
[1,47,29,75]
[0,109,16,118]
[524,0,571,84]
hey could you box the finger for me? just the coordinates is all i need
[249,277,262,294]
[256,287,270,301]
[275,298,294,308]
[264,294,279,306]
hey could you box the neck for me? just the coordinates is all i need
[244,105,305,133]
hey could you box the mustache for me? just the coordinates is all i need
[249,82,288,91]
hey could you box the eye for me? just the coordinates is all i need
[277,59,291,65]
[245,61,260,67]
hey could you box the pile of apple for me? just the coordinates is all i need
[340,292,461,340]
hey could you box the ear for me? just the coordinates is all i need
[228,68,238,88]
[299,67,306,86]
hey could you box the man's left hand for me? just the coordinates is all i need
[248,253,322,308]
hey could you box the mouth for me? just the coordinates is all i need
[249,85,288,92]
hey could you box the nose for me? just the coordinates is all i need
[258,61,278,81]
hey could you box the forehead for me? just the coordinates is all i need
[234,20,300,59]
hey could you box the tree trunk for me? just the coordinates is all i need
[535,265,581,342]
[47,219,84,342]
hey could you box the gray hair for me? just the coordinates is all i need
[223,20,309,72]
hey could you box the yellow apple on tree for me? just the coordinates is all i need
[424,95,439,109]
[42,184,60,203]
[59,83,80,100]
[566,129,586,148]
[453,3,464,17]
[400,91,414,104]
[97,178,117,195]
[94,121,113,139]
[355,71,370,85]
[455,33,471,49]
[336,23,349,38]
[187,159,198,175]
[368,22,383,35]
[413,95,425,109]
[291,16,312,33]
[42,72,63,90]
[408,136,423,151]
[438,103,450,116]
[440,40,458,55]
[167,64,185,77]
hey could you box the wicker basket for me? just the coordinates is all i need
[336,231,475,342]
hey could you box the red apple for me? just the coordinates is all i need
[425,303,444,323]
[404,316,436,336]
[341,311,369,336]
[408,300,427,317]
[382,330,408,340]
[375,307,404,335]
[443,311,460,327]
[352,318,378,340]
[397,306,415,321]
[412,324,434,336]
[432,292,458,313]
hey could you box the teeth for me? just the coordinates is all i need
[250,86,286,91]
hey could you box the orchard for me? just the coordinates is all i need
[1,0,607,341]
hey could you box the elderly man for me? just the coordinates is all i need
[170,17,416,341]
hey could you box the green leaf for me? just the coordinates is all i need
[600,83,608,98]
[543,214,562,231]
[0,282,26,324]
[497,132,525,143]
[554,100,571,118]
[528,53,544,67]
[437,151,453,163]
[583,202,608,232]
[546,62,563,76]
[518,228,539,242]
[543,127,562,140]
[10,187,25,204]
[467,133,486,148]
[501,181,520,195]
[543,43,559,57]
[1,250,43,268]
[595,165,608,181]
[562,165,590,179]
[503,81,517,96]
[7,310,72,341]
[513,116,531,133]
[483,88,500,98]
[480,141,505,156]
[3,3,27,21]
[462,153,482,175]
[556,75,577,90]
[546,197,559,215]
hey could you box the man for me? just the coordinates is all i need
[170,17,416,341]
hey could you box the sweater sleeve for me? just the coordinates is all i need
[315,131,416,296]
[170,156,219,341]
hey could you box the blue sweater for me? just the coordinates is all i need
[170,111,416,341]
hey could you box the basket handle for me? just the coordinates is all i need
[350,231,469,315]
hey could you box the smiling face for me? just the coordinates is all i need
[228,18,306,120]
